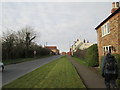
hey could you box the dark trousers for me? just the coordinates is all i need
[105,74,117,88]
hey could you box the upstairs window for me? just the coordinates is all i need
[101,22,110,37]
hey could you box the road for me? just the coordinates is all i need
[2,55,62,86]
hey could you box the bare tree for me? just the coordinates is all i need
[17,26,36,57]
[2,30,17,59]
[2,26,49,60]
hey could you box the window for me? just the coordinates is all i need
[101,22,110,37]
[109,46,112,53]
[107,23,110,33]
[103,45,112,55]
[106,47,108,51]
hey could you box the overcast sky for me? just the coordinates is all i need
[1,2,116,52]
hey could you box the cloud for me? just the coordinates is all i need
[1,0,120,2]
[2,2,112,52]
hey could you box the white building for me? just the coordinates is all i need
[71,39,94,56]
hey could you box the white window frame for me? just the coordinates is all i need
[107,23,110,33]
[101,22,110,37]
[103,45,112,55]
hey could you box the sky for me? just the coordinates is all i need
[1,1,118,52]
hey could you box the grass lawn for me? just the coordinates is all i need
[72,57,88,67]
[3,56,85,88]
[3,55,52,65]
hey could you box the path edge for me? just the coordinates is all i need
[67,56,88,89]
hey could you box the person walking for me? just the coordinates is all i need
[102,52,118,88]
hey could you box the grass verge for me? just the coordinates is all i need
[3,56,85,88]
[72,57,88,67]
[72,57,100,74]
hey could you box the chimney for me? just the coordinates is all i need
[83,39,86,43]
[116,2,119,7]
[111,2,119,13]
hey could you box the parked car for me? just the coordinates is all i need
[0,62,4,72]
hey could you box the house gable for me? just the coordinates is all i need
[95,2,120,62]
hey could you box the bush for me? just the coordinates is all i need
[73,44,99,67]
[112,54,120,87]
[99,56,104,74]
[38,48,51,56]
[73,49,87,59]
[2,27,53,60]
[85,44,99,67]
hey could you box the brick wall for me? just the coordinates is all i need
[97,12,120,63]
[118,13,120,54]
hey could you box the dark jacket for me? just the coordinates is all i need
[102,54,118,75]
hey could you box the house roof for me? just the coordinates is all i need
[95,7,120,30]
[45,46,57,49]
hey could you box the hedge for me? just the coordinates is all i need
[85,44,99,67]
[113,54,120,87]
[73,44,99,67]
[73,49,87,59]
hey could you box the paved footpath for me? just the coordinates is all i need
[67,56,106,88]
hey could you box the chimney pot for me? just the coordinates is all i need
[112,2,115,8]
[116,2,119,8]
[111,2,119,13]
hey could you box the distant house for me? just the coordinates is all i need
[95,2,120,61]
[71,39,93,56]
[45,46,59,55]
[67,52,72,56]
[61,52,67,55]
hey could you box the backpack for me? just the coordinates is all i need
[105,56,117,71]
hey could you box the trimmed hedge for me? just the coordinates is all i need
[73,49,87,59]
[85,44,99,67]
[73,44,99,67]
[112,54,120,87]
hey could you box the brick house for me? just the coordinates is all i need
[95,2,120,62]
[61,52,66,55]
[45,46,59,55]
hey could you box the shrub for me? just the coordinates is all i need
[2,27,52,60]
[73,44,99,67]
[112,54,120,87]
[99,56,104,74]
[85,44,99,67]
[73,49,87,59]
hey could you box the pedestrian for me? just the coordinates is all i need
[102,52,118,88]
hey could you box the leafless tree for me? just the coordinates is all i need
[17,26,36,57]
[2,30,17,59]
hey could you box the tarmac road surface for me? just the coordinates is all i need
[1,55,62,86]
